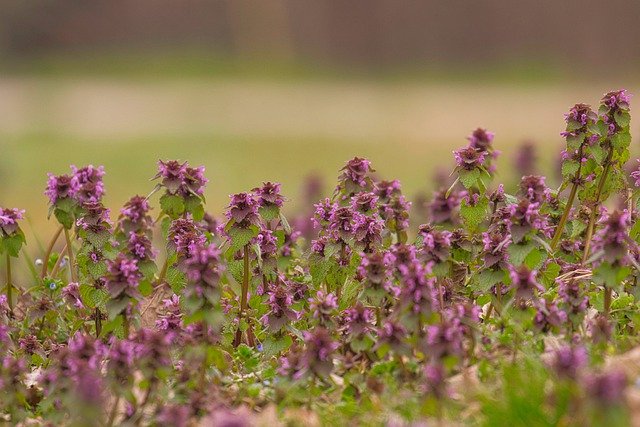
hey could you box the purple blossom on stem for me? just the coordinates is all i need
[519,175,549,204]
[128,231,156,261]
[467,128,495,152]
[428,189,464,224]
[549,345,587,379]
[0,208,25,236]
[342,302,375,336]
[261,278,299,331]
[591,209,636,265]
[155,160,187,194]
[309,291,338,325]
[534,298,567,332]
[301,327,339,377]
[453,146,486,171]
[105,255,142,302]
[509,265,543,300]
[71,165,105,203]
[168,218,205,259]
[253,182,284,208]
[62,282,84,309]
[118,195,153,233]
[583,370,627,406]
[225,193,260,228]
[337,157,373,195]
[45,173,79,205]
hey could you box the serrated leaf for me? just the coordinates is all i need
[470,269,504,293]
[507,242,534,266]
[561,160,579,178]
[524,248,546,270]
[159,194,185,218]
[1,232,25,257]
[460,196,488,230]
[614,110,630,128]
[228,226,258,251]
[259,205,280,222]
[459,169,480,189]
[262,335,293,357]
[184,196,205,221]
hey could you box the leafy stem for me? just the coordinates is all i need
[5,253,13,316]
[40,225,63,279]
[63,227,78,283]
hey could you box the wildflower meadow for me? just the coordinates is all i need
[1,90,639,426]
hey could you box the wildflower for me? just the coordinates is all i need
[518,175,549,204]
[561,103,597,138]
[352,214,384,252]
[342,302,375,336]
[509,265,543,300]
[155,160,187,194]
[583,371,627,406]
[309,291,338,325]
[534,298,567,332]
[105,255,142,302]
[453,146,486,171]
[76,201,111,234]
[168,218,205,259]
[591,210,636,265]
[71,165,105,202]
[182,242,224,303]
[549,345,587,379]
[513,141,537,176]
[376,320,409,354]
[62,282,84,309]
[418,225,452,264]
[337,157,373,195]
[261,279,299,331]
[0,208,25,236]
[351,192,379,214]
[181,165,208,196]
[481,230,511,269]
[45,173,79,205]
[253,181,284,208]
[127,231,156,261]
[225,193,260,228]
[467,128,495,152]
[358,251,396,295]
[425,317,465,359]
[301,327,339,377]
[428,189,464,224]
[118,195,153,232]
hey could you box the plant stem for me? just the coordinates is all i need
[234,244,251,347]
[6,253,13,316]
[40,225,63,279]
[63,228,78,283]
[604,286,612,317]
[550,181,579,251]
[123,314,130,338]
[155,258,168,288]
[95,307,102,338]
[582,147,614,264]
[550,145,585,251]
[49,243,68,278]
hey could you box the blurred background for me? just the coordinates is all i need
[1,0,639,246]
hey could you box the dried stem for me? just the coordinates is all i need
[40,225,63,279]
[63,228,78,283]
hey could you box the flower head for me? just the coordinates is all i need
[45,173,79,205]
[0,208,25,237]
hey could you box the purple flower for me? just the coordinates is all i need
[156,405,190,427]
[376,320,409,354]
[518,175,549,204]
[261,278,299,331]
[481,230,511,269]
[168,218,206,259]
[127,231,156,261]
[309,291,338,325]
[225,192,260,227]
[253,181,284,208]
[557,276,589,315]
[338,157,373,193]
[0,208,25,236]
[562,103,596,137]
[76,201,111,234]
[513,141,537,176]
[630,159,640,187]
[601,89,631,111]
[350,192,379,213]
[425,318,464,359]
[591,209,636,265]
[418,225,452,264]
[358,251,396,295]
[105,255,142,301]
[155,160,187,194]
[428,189,464,224]
[118,195,153,233]
[534,298,567,332]
[71,165,105,203]
[453,146,486,171]
[62,282,84,309]
[352,214,384,252]
[509,265,543,299]
[342,302,375,336]
[583,370,627,406]
[253,228,278,264]
[301,327,339,377]
[549,345,587,379]
[181,165,208,196]
[45,173,79,205]
[182,242,224,301]
[467,128,495,152]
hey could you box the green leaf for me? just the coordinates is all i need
[54,208,74,229]
[460,195,488,230]
[614,110,630,128]
[166,267,186,294]
[1,231,26,257]
[524,248,547,270]
[470,269,504,293]
[184,196,205,221]
[561,160,579,178]
[507,242,535,266]
[159,193,185,218]
[459,169,480,189]
[138,280,153,297]
[259,205,280,222]
[227,225,258,251]
[262,335,293,357]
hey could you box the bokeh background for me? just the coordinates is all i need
[1,0,640,248]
